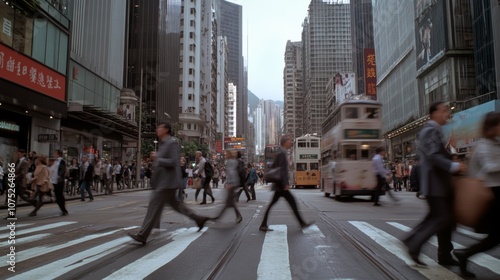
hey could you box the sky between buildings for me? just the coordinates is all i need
[228,0,311,101]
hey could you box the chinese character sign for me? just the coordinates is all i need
[0,44,66,102]
[364,48,377,97]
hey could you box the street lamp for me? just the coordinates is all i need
[153,140,158,152]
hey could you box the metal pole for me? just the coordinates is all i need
[136,68,143,187]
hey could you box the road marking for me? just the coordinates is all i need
[8,237,130,280]
[10,221,77,237]
[0,224,32,232]
[257,225,292,280]
[388,222,500,275]
[0,234,51,249]
[98,201,137,211]
[0,226,138,267]
[103,227,207,280]
[350,221,462,280]
[456,226,487,239]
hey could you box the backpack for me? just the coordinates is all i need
[204,160,214,178]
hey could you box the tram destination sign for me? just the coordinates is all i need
[38,134,59,142]
[344,129,379,139]
[299,154,318,160]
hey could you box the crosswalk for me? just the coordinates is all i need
[1,220,498,279]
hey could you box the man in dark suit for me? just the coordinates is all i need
[79,155,94,202]
[128,123,210,244]
[259,135,314,232]
[52,149,68,215]
[7,149,35,218]
[403,101,466,266]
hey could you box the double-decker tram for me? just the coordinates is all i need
[292,134,321,188]
[320,100,384,199]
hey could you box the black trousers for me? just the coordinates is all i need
[195,177,214,202]
[215,186,241,219]
[260,189,306,227]
[236,184,251,201]
[404,196,454,259]
[373,175,398,204]
[54,182,68,213]
[139,188,205,239]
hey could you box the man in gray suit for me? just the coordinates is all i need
[128,123,210,244]
[403,101,465,266]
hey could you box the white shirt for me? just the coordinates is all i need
[49,160,59,184]
[113,164,121,175]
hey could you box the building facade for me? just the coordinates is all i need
[303,0,352,136]
[216,35,229,142]
[227,82,237,137]
[0,0,69,161]
[283,40,304,140]
[220,0,246,137]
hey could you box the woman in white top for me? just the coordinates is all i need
[454,112,500,278]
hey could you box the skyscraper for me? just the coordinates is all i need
[283,40,304,139]
[220,0,246,137]
[303,0,352,135]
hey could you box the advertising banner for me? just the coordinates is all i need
[334,72,356,104]
[415,0,447,73]
[363,48,377,97]
[0,43,66,101]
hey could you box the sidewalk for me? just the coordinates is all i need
[0,181,152,210]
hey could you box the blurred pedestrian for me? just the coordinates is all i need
[178,156,188,201]
[68,158,80,195]
[128,123,210,244]
[259,136,314,232]
[51,149,69,216]
[194,151,215,204]
[29,155,53,216]
[212,166,220,188]
[453,112,500,278]
[235,152,251,202]
[79,155,94,202]
[403,101,466,266]
[212,150,242,223]
[372,147,398,206]
[246,163,258,200]
[6,149,35,218]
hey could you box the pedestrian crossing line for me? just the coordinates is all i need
[7,236,131,280]
[98,201,137,211]
[0,226,139,268]
[103,227,207,280]
[257,225,292,280]
[11,221,77,237]
[388,222,500,275]
[0,234,51,249]
[349,221,462,280]
[0,224,33,232]
[456,227,487,240]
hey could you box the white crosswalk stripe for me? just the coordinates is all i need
[388,222,500,275]
[257,225,292,280]
[3,220,499,279]
[103,227,207,280]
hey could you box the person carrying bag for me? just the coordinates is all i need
[453,111,500,278]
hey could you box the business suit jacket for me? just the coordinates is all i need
[80,162,94,182]
[15,157,29,187]
[151,136,182,190]
[417,121,454,197]
[272,147,289,190]
[57,158,66,185]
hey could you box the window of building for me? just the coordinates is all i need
[188,81,193,88]
[13,13,33,56]
[0,2,14,46]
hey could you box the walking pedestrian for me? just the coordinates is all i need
[79,155,94,202]
[103,159,113,194]
[128,123,210,244]
[453,112,500,278]
[212,166,220,188]
[259,136,314,232]
[403,101,466,266]
[29,155,53,216]
[194,151,215,204]
[6,149,35,219]
[372,147,398,206]
[246,163,258,200]
[212,150,243,223]
[178,156,188,201]
[235,152,251,202]
[51,149,69,216]
[68,158,79,195]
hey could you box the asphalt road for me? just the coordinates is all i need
[0,185,498,280]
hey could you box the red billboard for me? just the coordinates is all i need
[364,48,377,97]
[215,140,223,154]
[0,43,66,101]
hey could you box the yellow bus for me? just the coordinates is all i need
[321,100,384,199]
[293,134,321,188]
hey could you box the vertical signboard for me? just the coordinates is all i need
[415,0,446,73]
[364,48,377,97]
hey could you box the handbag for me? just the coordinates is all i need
[192,177,203,189]
[264,167,281,183]
[453,176,494,231]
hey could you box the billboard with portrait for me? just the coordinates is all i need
[415,0,447,73]
[334,72,356,104]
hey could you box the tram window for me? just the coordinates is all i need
[298,141,307,147]
[310,163,319,170]
[361,149,370,159]
[344,146,357,160]
[365,107,379,119]
[297,163,307,171]
[345,107,358,119]
[311,140,319,148]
